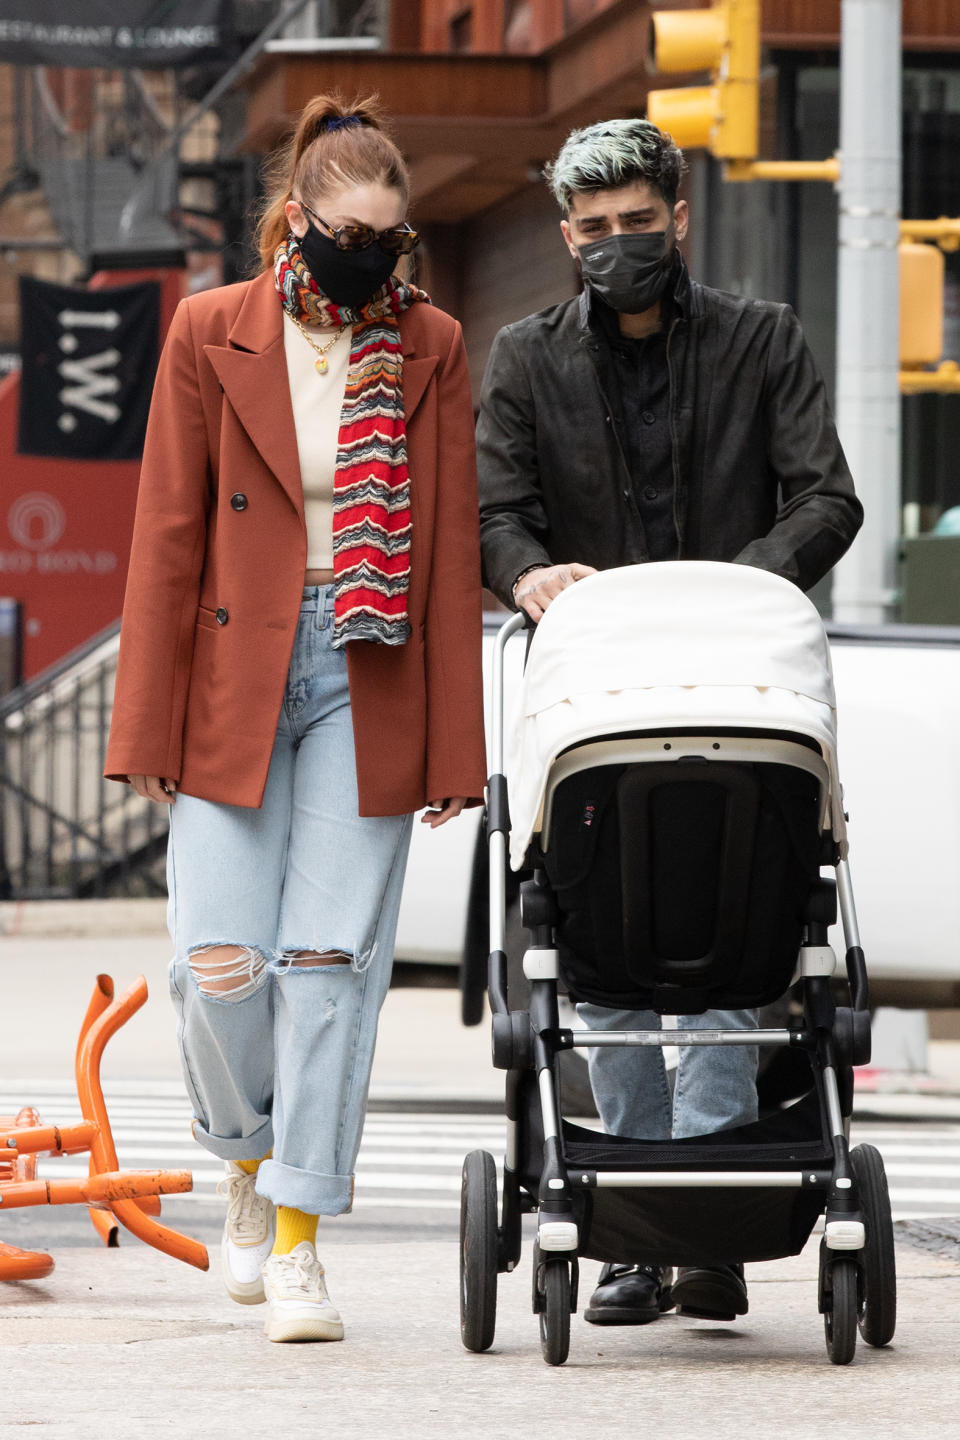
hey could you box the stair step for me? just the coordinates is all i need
[37,153,182,257]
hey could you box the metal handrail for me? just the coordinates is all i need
[32,68,70,139]
[0,624,168,900]
[0,622,120,722]
[128,70,173,141]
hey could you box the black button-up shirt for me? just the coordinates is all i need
[595,299,677,561]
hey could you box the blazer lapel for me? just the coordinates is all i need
[203,272,304,519]
[402,355,438,424]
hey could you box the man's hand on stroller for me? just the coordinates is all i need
[512,563,598,622]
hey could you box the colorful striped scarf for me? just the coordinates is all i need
[274,234,430,647]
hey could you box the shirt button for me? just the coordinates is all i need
[642,410,656,425]
[230,492,248,511]
[216,608,229,625]
[643,486,659,501]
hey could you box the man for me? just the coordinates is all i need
[476,118,862,1327]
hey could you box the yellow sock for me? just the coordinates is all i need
[273,1206,318,1255]
[234,1150,271,1176]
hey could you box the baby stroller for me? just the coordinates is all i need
[459,562,895,1367]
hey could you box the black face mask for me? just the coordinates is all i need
[577,224,676,314]
[298,224,396,310]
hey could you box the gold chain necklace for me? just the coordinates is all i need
[289,313,348,375]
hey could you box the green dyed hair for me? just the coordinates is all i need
[544,118,687,215]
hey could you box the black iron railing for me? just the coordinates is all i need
[0,624,168,900]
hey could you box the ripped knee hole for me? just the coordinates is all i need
[188,944,269,1000]
[283,950,351,968]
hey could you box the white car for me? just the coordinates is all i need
[395,611,960,1014]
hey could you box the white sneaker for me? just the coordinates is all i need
[217,1162,275,1305]
[261,1242,344,1343]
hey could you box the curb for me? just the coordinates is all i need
[0,898,168,938]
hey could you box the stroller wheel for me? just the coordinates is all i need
[823,1257,858,1365]
[850,1144,897,1347]
[460,1150,498,1352]
[534,1245,571,1367]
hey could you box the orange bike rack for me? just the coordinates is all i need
[0,973,209,1282]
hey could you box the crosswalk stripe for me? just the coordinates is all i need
[6,1083,960,1221]
[848,1145,960,1160]
[876,1188,960,1204]
[882,1162,960,1178]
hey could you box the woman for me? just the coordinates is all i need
[104,93,485,1344]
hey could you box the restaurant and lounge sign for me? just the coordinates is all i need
[0,2,230,68]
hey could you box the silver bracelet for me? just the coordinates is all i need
[512,563,545,599]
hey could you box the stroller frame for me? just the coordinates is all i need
[459,608,896,1367]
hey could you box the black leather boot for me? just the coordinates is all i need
[671,1263,749,1321]
[583,1263,675,1326]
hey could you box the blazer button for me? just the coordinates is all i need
[216,608,229,625]
[230,492,248,512]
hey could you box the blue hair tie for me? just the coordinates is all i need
[325,115,363,132]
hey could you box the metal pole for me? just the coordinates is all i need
[831,0,902,624]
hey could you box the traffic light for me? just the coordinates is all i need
[647,2,760,162]
[899,242,943,368]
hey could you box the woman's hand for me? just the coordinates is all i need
[129,775,177,805]
[513,563,597,622]
[421,797,468,828]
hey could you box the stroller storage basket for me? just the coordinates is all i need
[508,1072,835,1268]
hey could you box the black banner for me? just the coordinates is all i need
[17,277,160,461]
[0,2,230,69]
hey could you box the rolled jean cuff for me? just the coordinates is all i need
[190,1114,274,1162]
[255,1158,354,1216]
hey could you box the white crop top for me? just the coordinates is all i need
[282,311,353,571]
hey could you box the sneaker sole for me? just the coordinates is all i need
[221,1237,269,1305]
[264,1313,344,1343]
[225,1277,267,1306]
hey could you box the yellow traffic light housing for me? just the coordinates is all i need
[647,2,759,162]
[898,220,960,394]
[899,242,943,369]
[646,2,839,183]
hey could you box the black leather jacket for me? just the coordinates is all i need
[477,257,863,606]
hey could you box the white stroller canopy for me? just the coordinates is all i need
[506,562,845,869]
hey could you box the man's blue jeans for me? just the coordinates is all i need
[576,1004,759,1139]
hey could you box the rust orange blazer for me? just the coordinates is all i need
[104,269,486,816]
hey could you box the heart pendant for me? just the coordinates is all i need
[314,356,329,375]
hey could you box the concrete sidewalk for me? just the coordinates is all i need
[0,900,499,1100]
[2,901,960,1435]
[3,898,960,1105]
[1,1233,958,1439]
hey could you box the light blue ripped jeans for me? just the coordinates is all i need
[576,1004,759,1140]
[167,585,413,1215]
